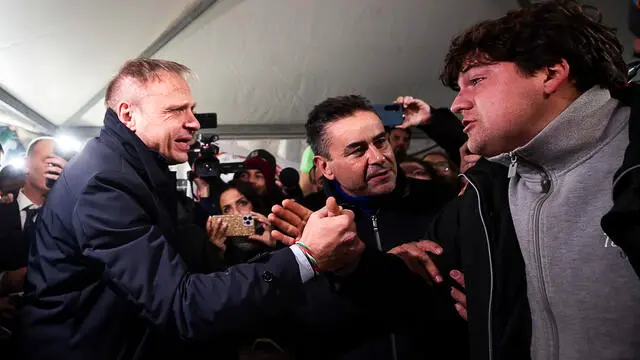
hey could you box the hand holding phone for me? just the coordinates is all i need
[393,96,433,128]
[210,214,256,237]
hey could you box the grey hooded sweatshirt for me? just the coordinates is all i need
[496,87,640,360]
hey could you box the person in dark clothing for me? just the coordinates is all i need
[237,153,286,210]
[432,1,638,359]
[600,2,640,279]
[17,59,365,360]
[270,94,468,360]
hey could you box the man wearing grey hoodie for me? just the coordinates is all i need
[429,1,640,360]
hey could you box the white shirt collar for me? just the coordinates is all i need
[17,188,37,212]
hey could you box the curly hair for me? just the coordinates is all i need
[441,0,626,93]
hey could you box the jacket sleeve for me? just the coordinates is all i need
[72,171,305,341]
[417,107,467,167]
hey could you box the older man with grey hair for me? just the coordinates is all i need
[18,58,365,360]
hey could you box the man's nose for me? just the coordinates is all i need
[451,91,472,114]
[185,111,200,131]
[367,146,385,165]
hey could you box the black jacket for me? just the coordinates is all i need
[18,110,307,360]
[601,84,640,277]
[429,159,531,360]
[296,108,468,360]
[0,200,28,274]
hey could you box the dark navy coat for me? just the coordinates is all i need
[18,110,305,360]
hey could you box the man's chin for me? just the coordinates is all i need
[368,176,397,196]
[163,151,189,165]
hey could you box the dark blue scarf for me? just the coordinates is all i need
[330,180,377,215]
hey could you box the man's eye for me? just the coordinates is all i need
[470,77,484,86]
[375,138,388,147]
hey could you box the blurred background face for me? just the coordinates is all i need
[26,139,55,193]
[422,153,454,179]
[238,169,266,195]
[219,188,253,215]
[388,128,410,159]
[399,161,431,180]
[132,72,200,164]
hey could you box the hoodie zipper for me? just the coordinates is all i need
[460,174,494,360]
[371,214,398,360]
[507,154,558,359]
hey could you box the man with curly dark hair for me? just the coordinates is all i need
[424,1,640,360]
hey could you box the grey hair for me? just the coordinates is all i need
[105,58,192,110]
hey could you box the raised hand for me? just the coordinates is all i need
[394,96,433,128]
[269,199,313,245]
[297,197,364,272]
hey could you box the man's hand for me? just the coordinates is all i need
[269,199,313,245]
[459,142,481,174]
[297,197,364,272]
[389,240,444,284]
[394,96,432,128]
[450,270,467,321]
[0,268,27,295]
[44,156,67,184]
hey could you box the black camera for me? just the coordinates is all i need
[188,134,245,179]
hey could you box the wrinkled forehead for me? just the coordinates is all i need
[326,111,384,144]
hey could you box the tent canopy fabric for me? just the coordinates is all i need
[0,0,633,166]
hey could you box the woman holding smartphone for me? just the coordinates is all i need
[206,180,278,264]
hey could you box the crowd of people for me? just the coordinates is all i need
[0,1,638,360]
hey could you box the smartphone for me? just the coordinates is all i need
[211,214,256,236]
[373,104,404,127]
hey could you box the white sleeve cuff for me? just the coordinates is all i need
[289,245,315,283]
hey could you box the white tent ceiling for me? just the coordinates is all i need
[0,0,633,164]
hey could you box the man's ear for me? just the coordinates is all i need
[314,155,335,181]
[543,59,571,95]
[116,102,136,132]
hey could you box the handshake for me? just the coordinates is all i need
[268,197,365,272]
